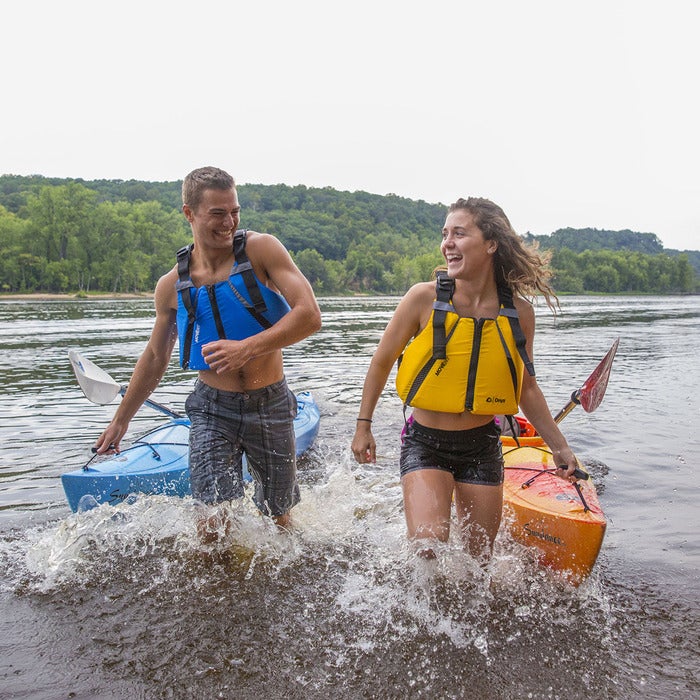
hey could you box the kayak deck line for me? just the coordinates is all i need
[61,391,321,512]
[500,424,607,584]
[503,447,592,513]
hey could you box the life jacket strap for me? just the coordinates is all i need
[400,272,455,406]
[206,286,227,340]
[432,271,455,360]
[176,244,196,369]
[497,286,535,377]
[226,281,273,330]
[233,230,269,316]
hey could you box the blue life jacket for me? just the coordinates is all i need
[175,229,291,370]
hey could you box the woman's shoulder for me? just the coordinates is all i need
[512,291,532,308]
[394,281,437,325]
[512,293,535,329]
[405,280,438,300]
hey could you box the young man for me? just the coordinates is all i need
[94,167,322,530]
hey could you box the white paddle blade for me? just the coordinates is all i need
[68,350,123,404]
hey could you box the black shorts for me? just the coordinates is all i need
[399,419,504,485]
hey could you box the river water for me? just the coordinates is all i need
[0,295,698,699]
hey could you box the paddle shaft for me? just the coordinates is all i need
[118,387,182,419]
[553,390,582,424]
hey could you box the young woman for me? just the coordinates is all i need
[351,197,579,560]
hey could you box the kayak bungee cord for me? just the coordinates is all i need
[503,445,592,511]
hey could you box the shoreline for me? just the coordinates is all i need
[0,292,154,301]
[0,291,696,302]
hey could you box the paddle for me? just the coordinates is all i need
[68,349,182,419]
[553,338,619,424]
[551,338,619,481]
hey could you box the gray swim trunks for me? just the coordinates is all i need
[184,378,300,516]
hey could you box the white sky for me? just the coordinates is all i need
[2,0,698,250]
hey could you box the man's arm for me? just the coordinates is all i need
[93,271,179,453]
[202,233,322,374]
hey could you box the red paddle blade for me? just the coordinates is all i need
[578,338,619,413]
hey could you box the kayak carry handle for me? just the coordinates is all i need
[91,443,115,454]
[559,465,590,481]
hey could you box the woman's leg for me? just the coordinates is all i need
[401,469,455,557]
[453,482,503,560]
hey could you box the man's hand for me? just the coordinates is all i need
[202,339,253,374]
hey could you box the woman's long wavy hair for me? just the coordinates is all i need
[447,197,559,312]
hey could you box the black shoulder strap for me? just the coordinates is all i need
[432,271,455,360]
[398,272,454,406]
[175,244,196,369]
[497,286,535,377]
[232,230,268,314]
[176,244,194,283]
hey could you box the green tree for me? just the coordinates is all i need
[24,183,97,263]
[0,206,28,291]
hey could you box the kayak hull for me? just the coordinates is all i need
[62,391,321,512]
[501,433,606,584]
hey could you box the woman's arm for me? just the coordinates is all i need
[516,298,580,481]
[351,283,432,463]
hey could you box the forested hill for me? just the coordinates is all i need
[0,174,447,259]
[0,174,697,295]
[527,227,665,254]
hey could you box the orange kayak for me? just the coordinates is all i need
[500,424,606,585]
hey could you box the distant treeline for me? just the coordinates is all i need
[0,175,697,295]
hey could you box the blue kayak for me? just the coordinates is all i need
[61,391,321,512]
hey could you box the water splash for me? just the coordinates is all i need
[1,458,625,698]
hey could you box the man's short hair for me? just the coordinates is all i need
[182,167,236,210]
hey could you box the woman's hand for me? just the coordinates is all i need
[551,446,582,483]
[351,423,376,464]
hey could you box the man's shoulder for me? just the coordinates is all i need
[244,230,290,266]
[155,266,179,305]
[158,264,179,284]
[244,229,275,247]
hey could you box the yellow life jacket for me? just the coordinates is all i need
[395,273,535,415]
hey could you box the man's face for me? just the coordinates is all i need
[184,188,241,250]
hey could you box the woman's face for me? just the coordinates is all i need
[441,209,494,278]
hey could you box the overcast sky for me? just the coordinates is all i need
[2,1,698,250]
